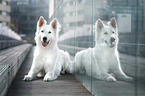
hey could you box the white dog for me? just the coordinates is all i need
[74,18,133,82]
[24,16,72,81]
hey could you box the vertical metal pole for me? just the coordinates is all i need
[74,0,76,74]
[135,0,140,96]
[142,0,144,32]
[91,0,94,92]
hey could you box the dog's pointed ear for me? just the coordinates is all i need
[110,17,117,29]
[38,16,46,27]
[50,18,61,36]
[50,18,58,30]
[36,16,46,35]
[96,19,104,31]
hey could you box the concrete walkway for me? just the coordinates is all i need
[75,74,145,96]
[6,47,93,96]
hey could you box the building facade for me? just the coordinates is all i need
[10,0,49,38]
[0,0,11,26]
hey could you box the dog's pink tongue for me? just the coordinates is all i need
[42,42,47,47]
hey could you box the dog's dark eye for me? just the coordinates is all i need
[104,32,108,35]
[48,31,51,34]
[41,30,44,33]
[112,31,115,34]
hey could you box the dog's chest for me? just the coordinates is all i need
[95,49,117,68]
[37,51,57,66]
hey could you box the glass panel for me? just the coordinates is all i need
[74,0,93,91]
[52,0,94,92]
[91,0,145,96]
[51,0,145,96]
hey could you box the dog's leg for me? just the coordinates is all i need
[74,53,85,74]
[61,66,66,74]
[76,61,85,74]
[43,64,59,81]
[111,58,133,82]
[79,65,86,74]
[64,58,74,74]
[37,69,45,77]
[96,72,117,82]
[23,64,41,81]
[43,71,57,81]
[112,66,133,82]
[91,55,116,82]
[62,51,73,74]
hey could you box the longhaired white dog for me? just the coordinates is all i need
[74,18,133,82]
[24,16,72,81]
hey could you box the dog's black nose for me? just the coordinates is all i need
[111,37,115,42]
[43,37,47,41]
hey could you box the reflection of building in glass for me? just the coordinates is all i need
[0,0,11,26]
[10,0,49,38]
[94,0,112,21]
[50,0,145,56]
[63,0,112,33]
[63,0,77,32]
[107,0,145,32]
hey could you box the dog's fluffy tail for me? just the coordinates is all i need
[62,51,74,74]
[73,51,86,74]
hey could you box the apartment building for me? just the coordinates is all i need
[10,0,49,38]
[0,0,11,26]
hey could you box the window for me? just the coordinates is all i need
[21,16,27,20]
[128,0,137,6]
[2,22,7,26]
[66,2,70,7]
[2,11,7,16]
[21,23,28,27]
[0,11,2,15]
[13,8,19,12]
[65,13,70,17]
[112,0,127,6]
[65,23,69,27]
[30,16,36,20]
[2,1,7,5]
[30,24,35,27]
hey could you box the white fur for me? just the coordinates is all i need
[24,16,72,81]
[74,18,133,82]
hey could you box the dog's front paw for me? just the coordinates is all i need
[79,70,85,74]
[61,71,65,75]
[43,75,57,82]
[23,75,33,81]
[125,77,133,82]
[107,77,117,82]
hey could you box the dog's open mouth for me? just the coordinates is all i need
[41,40,50,47]
[105,41,115,48]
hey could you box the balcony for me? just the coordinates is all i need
[0,4,10,13]
[0,15,10,22]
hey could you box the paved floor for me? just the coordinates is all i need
[6,47,93,96]
[6,46,145,96]
[75,74,145,96]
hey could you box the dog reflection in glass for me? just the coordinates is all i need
[74,18,133,82]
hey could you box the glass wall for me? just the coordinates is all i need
[50,0,145,95]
